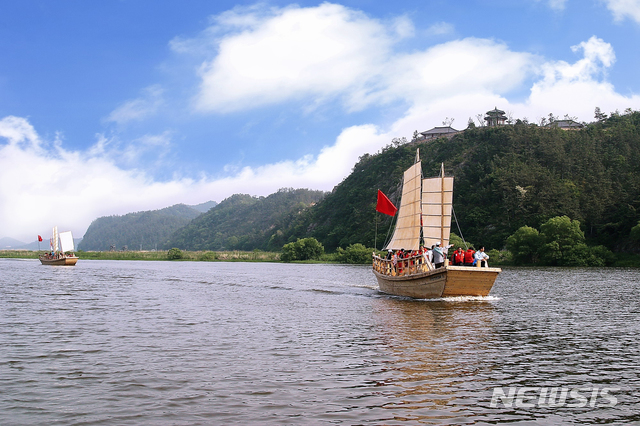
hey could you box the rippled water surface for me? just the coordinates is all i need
[1,259,639,425]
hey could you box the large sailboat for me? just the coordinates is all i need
[372,150,500,298]
[39,226,78,266]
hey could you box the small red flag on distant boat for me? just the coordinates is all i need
[38,235,43,242]
[376,190,397,216]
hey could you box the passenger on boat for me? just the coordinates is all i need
[474,246,490,267]
[397,249,405,274]
[426,245,434,264]
[464,248,476,266]
[452,247,465,265]
[433,243,453,268]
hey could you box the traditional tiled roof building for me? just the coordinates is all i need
[419,126,460,140]
[545,119,584,130]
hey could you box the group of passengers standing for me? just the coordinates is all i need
[449,246,490,267]
[385,243,490,271]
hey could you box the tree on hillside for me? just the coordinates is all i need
[505,226,544,265]
[538,216,587,265]
[281,238,324,262]
[505,216,615,266]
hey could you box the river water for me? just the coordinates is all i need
[0,259,638,425]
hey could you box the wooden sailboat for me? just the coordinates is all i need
[39,226,79,266]
[372,150,500,298]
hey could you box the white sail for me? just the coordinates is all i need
[59,231,75,253]
[421,169,453,248]
[385,161,422,251]
[52,226,59,252]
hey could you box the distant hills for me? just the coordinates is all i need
[0,236,82,251]
[165,188,326,251]
[77,189,326,252]
[0,237,29,250]
[78,204,204,251]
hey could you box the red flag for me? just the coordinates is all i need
[38,235,43,242]
[376,190,397,216]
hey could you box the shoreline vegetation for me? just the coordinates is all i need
[1,248,639,266]
[0,249,282,262]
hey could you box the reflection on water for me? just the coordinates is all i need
[0,260,639,425]
[372,297,500,423]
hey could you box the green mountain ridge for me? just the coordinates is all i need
[278,111,640,252]
[165,188,326,251]
[79,203,203,251]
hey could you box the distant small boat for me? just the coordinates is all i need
[372,150,500,298]
[39,226,78,266]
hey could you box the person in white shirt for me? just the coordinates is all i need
[474,246,490,267]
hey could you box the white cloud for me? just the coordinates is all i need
[0,115,392,242]
[381,38,537,106]
[187,5,538,114]
[603,0,640,23]
[0,117,188,241]
[107,85,164,125]
[390,35,637,133]
[548,0,569,11]
[191,3,398,113]
[0,115,41,149]
[522,36,637,121]
[425,21,455,36]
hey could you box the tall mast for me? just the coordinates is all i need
[440,163,445,245]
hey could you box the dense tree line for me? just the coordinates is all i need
[279,110,640,254]
[506,216,616,266]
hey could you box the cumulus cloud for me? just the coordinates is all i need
[523,36,639,121]
[382,38,537,105]
[187,4,540,114]
[604,0,640,23]
[191,3,399,113]
[181,3,639,125]
[0,116,188,241]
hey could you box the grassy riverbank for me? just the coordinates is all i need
[0,249,282,262]
[2,249,638,266]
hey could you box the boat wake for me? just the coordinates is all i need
[426,295,500,302]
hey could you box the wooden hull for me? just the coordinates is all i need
[39,256,78,266]
[374,265,500,299]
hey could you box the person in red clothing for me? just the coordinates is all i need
[452,247,465,265]
[463,247,476,266]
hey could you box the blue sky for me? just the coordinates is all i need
[2,0,640,242]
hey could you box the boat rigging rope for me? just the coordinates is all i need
[382,210,396,250]
[451,206,469,250]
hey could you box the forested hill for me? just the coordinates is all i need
[78,204,202,251]
[164,188,326,251]
[280,111,640,252]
